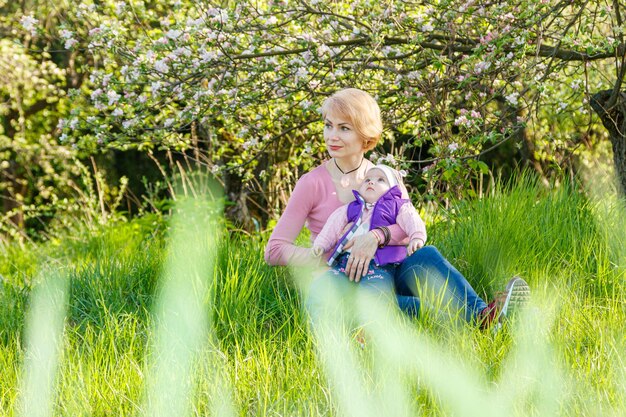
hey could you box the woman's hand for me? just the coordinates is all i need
[342,232,378,282]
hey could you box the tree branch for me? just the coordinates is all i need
[231,34,625,62]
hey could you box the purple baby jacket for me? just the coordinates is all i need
[329,185,410,266]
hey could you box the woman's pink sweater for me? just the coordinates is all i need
[264,164,414,266]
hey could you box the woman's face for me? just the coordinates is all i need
[323,112,365,160]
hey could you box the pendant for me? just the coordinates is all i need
[340,175,351,188]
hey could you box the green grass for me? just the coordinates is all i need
[0,175,625,416]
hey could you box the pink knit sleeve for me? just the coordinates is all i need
[313,205,349,252]
[264,174,316,266]
[396,204,427,244]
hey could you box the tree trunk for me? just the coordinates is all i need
[590,90,626,196]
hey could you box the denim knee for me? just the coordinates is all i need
[410,245,443,265]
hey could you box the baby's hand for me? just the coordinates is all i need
[311,246,325,258]
[407,238,424,256]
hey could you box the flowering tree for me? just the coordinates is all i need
[4,0,625,234]
[1,2,125,239]
[0,36,73,235]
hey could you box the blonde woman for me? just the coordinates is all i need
[265,88,529,328]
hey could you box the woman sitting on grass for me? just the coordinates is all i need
[264,87,529,328]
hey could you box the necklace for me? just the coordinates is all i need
[334,157,363,175]
[334,157,364,188]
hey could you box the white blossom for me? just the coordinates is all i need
[20,15,39,35]
[107,90,120,105]
[242,138,258,149]
[101,74,113,87]
[570,79,582,91]
[111,108,124,117]
[407,71,421,80]
[166,30,182,40]
[474,61,491,74]
[115,2,127,14]
[90,88,103,101]
[201,49,217,62]
[175,47,192,57]
[123,118,138,129]
[155,59,169,73]
[296,67,308,78]
[65,38,78,49]
[186,17,204,27]
[207,8,229,23]
[454,115,471,127]
[383,153,396,164]
[59,29,74,39]
[316,44,331,57]
[505,92,519,106]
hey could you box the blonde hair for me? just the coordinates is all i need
[320,88,383,151]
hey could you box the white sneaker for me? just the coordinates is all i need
[479,276,530,331]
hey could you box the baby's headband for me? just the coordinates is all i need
[369,164,400,187]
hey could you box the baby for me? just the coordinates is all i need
[312,164,426,278]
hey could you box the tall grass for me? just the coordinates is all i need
[0,174,624,416]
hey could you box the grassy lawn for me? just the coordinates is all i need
[0,176,624,416]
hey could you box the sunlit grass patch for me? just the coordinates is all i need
[0,174,624,416]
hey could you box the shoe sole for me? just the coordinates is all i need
[500,276,530,320]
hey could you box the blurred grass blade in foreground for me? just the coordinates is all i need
[18,267,69,417]
[141,188,234,417]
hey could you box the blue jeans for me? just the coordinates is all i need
[394,246,488,322]
[306,253,396,324]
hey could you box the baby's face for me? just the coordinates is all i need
[358,168,391,204]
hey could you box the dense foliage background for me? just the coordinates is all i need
[2,0,625,240]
